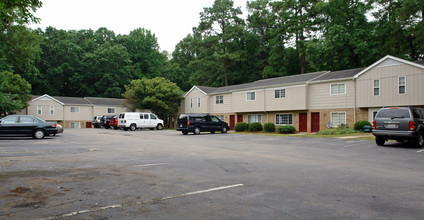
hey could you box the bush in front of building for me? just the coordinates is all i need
[248,122,263,132]
[354,120,372,131]
[317,127,357,135]
[277,125,296,134]
[264,123,276,132]
[235,122,248,132]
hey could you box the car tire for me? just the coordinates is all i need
[182,131,188,135]
[156,124,163,130]
[221,126,228,134]
[210,131,215,134]
[375,136,385,146]
[114,126,118,130]
[194,127,200,135]
[124,128,128,131]
[416,133,424,148]
[33,129,45,139]
[130,124,136,131]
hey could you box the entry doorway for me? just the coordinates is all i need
[230,115,235,130]
[299,113,307,132]
[86,122,92,128]
[311,112,320,132]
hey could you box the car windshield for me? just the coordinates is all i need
[33,116,46,122]
[376,109,410,118]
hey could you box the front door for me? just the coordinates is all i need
[230,115,235,130]
[311,112,320,132]
[299,113,307,132]
[237,115,243,123]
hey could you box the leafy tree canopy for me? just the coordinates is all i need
[0,71,31,113]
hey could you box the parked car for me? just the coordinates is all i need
[117,112,164,131]
[176,113,229,135]
[100,115,115,129]
[109,115,119,130]
[55,124,63,135]
[0,115,58,139]
[372,107,424,147]
[92,115,103,128]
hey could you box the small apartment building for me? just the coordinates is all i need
[179,55,424,133]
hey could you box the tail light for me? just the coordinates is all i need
[372,120,376,130]
[409,121,415,131]
[52,123,57,128]
[187,120,190,126]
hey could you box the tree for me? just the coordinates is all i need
[123,77,183,125]
[0,0,42,30]
[0,71,31,113]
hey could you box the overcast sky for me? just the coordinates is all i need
[30,0,248,53]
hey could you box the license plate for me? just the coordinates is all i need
[179,124,183,127]
[386,124,398,128]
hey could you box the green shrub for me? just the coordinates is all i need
[277,125,296,134]
[264,123,276,132]
[248,122,263,132]
[354,120,372,131]
[317,127,357,135]
[235,122,248,132]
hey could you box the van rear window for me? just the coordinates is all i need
[179,115,187,119]
[376,109,410,118]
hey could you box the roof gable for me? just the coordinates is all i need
[183,86,210,97]
[29,94,64,105]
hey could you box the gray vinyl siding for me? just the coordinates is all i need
[309,81,355,110]
[265,85,308,111]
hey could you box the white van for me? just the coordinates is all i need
[117,112,164,131]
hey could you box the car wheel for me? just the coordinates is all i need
[194,127,200,135]
[130,124,136,131]
[416,133,424,148]
[156,124,163,130]
[210,131,215,134]
[375,136,385,146]
[124,128,129,131]
[33,129,45,139]
[221,126,228,134]
[114,126,118,130]
[182,131,188,135]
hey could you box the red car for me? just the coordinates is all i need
[109,115,119,130]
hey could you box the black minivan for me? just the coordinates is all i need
[177,113,229,135]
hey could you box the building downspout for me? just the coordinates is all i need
[353,78,357,124]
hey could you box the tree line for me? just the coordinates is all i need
[1,0,423,101]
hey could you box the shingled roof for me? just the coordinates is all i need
[85,97,126,106]
[311,68,364,82]
[30,94,125,106]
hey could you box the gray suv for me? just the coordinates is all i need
[372,107,424,147]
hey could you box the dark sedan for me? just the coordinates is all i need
[0,115,58,139]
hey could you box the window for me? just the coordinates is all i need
[248,114,262,123]
[144,114,149,119]
[2,116,18,124]
[70,122,81,128]
[20,116,36,123]
[216,115,224,121]
[398,76,406,95]
[275,89,286,98]
[331,112,346,127]
[50,106,54,115]
[276,114,293,125]
[211,116,220,122]
[37,106,42,115]
[330,84,346,95]
[216,96,224,104]
[373,79,380,96]
[190,99,193,108]
[246,92,256,101]
[150,114,157,120]
[70,107,79,113]
[107,108,115,114]
[198,98,201,108]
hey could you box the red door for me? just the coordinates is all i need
[311,112,320,132]
[86,122,92,128]
[299,113,307,132]
[230,115,235,130]
[237,115,243,122]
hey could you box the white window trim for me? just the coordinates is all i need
[373,79,380,96]
[50,106,54,115]
[190,99,193,108]
[246,92,256,101]
[37,106,42,115]
[216,95,224,104]
[275,113,293,125]
[330,112,346,128]
[398,76,406,95]
[107,107,116,114]
[275,89,286,99]
[247,114,262,124]
[330,83,346,95]
[69,122,81,128]
[70,106,80,113]
[198,97,201,108]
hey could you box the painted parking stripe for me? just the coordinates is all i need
[36,184,244,220]
[133,163,167,167]
[417,149,424,153]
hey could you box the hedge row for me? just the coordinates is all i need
[234,122,296,134]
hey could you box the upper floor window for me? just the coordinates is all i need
[246,92,256,101]
[275,89,286,99]
[107,107,115,114]
[37,106,42,115]
[50,106,54,115]
[190,99,193,108]
[198,98,201,108]
[373,79,380,96]
[216,96,224,104]
[70,106,80,113]
[330,83,346,95]
[398,76,406,95]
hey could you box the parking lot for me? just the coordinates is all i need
[1,129,424,219]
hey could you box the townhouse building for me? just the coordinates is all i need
[180,55,424,133]
[19,95,130,128]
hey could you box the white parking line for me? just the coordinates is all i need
[133,163,167,167]
[36,184,244,220]
[417,149,424,153]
